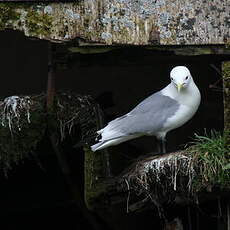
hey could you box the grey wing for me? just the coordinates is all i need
[106,92,180,135]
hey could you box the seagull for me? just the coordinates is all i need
[91,66,201,153]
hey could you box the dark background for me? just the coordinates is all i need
[0,29,227,229]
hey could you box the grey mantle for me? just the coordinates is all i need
[0,0,230,45]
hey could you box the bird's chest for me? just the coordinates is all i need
[162,104,197,131]
[164,89,200,129]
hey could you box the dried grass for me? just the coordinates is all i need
[0,92,98,174]
[0,94,45,174]
[120,131,230,212]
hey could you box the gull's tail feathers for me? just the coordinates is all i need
[91,114,140,152]
[91,133,140,152]
[91,138,120,152]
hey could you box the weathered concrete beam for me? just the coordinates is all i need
[0,1,229,45]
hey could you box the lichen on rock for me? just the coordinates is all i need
[0,3,20,30]
[25,9,53,37]
[0,1,229,45]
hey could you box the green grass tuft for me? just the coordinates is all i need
[188,130,230,191]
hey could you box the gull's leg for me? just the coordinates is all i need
[161,138,166,154]
[151,136,166,155]
[156,137,166,154]
[157,139,162,153]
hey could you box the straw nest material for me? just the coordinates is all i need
[0,95,46,174]
[0,92,98,174]
[120,131,229,213]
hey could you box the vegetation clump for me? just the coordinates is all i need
[55,92,98,142]
[189,130,230,191]
[0,92,98,175]
[0,95,46,174]
[120,130,230,212]
[222,61,230,130]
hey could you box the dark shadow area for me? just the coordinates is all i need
[0,30,228,230]
[0,137,80,230]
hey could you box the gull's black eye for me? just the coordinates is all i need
[185,76,189,80]
[171,77,173,81]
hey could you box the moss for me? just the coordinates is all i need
[68,46,118,54]
[224,39,230,48]
[0,3,20,30]
[0,3,53,36]
[84,147,107,210]
[222,61,230,131]
[188,130,230,192]
[25,10,53,37]
[222,61,230,81]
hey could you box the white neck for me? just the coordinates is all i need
[161,79,201,108]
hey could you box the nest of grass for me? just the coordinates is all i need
[120,131,230,211]
[55,92,98,142]
[121,151,195,208]
[0,92,98,174]
[0,95,46,174]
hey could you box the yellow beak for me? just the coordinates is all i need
[176,83,183,92]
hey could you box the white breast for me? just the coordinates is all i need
[162,104,197,132]
[161,79,201,133]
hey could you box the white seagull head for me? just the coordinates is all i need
[170,66,192,92]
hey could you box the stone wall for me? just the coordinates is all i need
[0,1,229,45]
